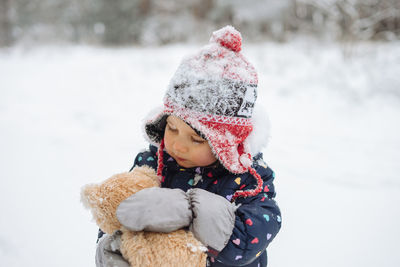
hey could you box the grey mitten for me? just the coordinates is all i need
[188,188,237,252]
[116,187,192,232]
[95,231,130,267]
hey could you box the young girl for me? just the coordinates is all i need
[96,25,281,267]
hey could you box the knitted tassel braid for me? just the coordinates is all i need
[231,166,263,202]
[157,139,165,183]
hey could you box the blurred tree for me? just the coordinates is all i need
[90,0,147,44]
[192,0,213,19]
[289,0,400,41]
[0,0,13,46]
[1,0,399,46]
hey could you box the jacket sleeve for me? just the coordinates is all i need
[215,163,281,266]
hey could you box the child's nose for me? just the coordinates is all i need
[173,140,188,153]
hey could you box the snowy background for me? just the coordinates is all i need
[1,39,400,267]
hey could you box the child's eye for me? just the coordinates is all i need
[192,137,205,144]
[167,124,177,132]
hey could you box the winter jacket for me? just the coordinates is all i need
[98,145,281,267]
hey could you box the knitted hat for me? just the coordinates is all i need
[144,26,264,200]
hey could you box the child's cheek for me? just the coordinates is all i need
[163,132,173,152]
[193,147,217,166]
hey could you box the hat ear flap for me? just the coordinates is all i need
[142,106,167,146]
[245,104,271,155]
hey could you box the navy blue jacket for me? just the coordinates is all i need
[98,145,281,266]
[130,145,281,267]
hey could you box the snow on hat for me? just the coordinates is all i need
[144,25,266,200]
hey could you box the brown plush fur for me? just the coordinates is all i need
[81,165,207,267]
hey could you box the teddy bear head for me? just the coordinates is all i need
[81,165,160,234]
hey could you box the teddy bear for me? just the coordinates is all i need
[81,165,207,267]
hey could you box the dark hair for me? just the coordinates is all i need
[146,115,207,143]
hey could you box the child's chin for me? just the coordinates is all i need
[176,160,194,168]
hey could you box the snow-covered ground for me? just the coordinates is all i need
[1,40,400,267]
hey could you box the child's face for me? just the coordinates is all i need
[164,116,217,168]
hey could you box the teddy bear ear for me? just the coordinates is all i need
[131,165,161,187]
[80,183,100,210]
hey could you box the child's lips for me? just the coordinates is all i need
[176,156,186,162]
[170,151,187,162]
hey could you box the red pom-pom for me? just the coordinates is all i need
[210,25,242,52]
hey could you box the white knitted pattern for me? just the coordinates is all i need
[164,102,253,126]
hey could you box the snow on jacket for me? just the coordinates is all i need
[128,145,281,267]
